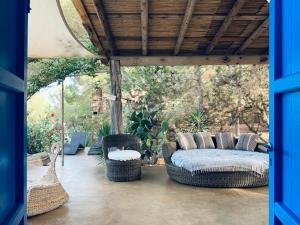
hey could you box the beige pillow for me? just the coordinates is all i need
[215,132,235,149]
[176,133,197,150]
[194,132,215,149]
[235,133,258,151]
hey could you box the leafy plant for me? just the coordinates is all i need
[128,110,156,145]
[96,122,111,160]
[27,58,106,100]
[127,110,169,152]
[98,122,111,137]
[148,119,169,152]
[190,111,208,132]
[122,66,190,122]
[27,114,61,154]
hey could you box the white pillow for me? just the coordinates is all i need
[108,150,141,161]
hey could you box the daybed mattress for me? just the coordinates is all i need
[171,149,268,176]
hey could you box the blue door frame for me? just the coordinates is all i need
[0,0,28,224]
[269,0,300,224]
[1,0,300,224]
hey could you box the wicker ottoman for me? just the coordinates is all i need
[105,159,142,182]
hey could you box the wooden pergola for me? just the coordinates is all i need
[72,0,269,133]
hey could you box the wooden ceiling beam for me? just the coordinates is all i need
[174,0,197,55]
[236,18,269,54]
[205,0,247,55]
[104,14,267,21]
[140,0,148,55]
[93,0,116,56]
[112,55,269,66]
[102,13,267,21]
[72,0,106,57]
[95,14,268,22]
[225,22,258,54]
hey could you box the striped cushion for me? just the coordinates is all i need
[176,133,197,150]
[215,132,235,149]
[235,133,258,151]
[193,132,215,149]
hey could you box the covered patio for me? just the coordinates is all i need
[28,150,268,225]
[73,0,268,62]
[28,0,269,224]
[70,0,269,133]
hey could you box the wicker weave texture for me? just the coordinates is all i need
[165,162,268,188]
[103,134,141,182]
[27,153,69,217]
[162,143,268,188]
[105,159,142,182]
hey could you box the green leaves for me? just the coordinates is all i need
[141,118,151,128]
[157,120,169,140]
[122,66,189,119]
[161,120,169,132]
[27,58,106,100]
[130,122,139,131]
[127,109,169,150]
[130,111,143,122]
[98,122,111,137]
[128,111,153,141]
[137,127,148,140]
[190,111,208,132]
[27,116,61,154]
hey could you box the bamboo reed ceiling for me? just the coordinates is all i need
[73,0,269,65]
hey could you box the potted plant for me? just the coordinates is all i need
[127,110,169,165]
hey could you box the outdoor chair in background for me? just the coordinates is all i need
[60,132,86,155]
[103,134,142,182]
[88,136,103,155]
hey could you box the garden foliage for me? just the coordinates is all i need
[27,114,61,154]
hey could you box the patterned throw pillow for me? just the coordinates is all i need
[215,132,235,149]
[176,133,197,150]
[193,132,215,149]
[235,133,258,151]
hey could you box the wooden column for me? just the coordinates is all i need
[140,0,148,55]
[109,60,123,134]
[195,65,204,112]
[61,80,65,166]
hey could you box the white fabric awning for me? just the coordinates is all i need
[28,0,95,58]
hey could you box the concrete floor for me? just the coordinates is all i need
[28,150,268,225]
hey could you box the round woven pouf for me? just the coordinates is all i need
[105,159,142,182]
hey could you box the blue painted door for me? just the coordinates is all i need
[0,0,28,225]
[270,0,300,224]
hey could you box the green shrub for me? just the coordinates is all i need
[190,111,208,132]
[85,133,92,147]
[97,121,111,137]
[27,115,61,154]
[96,122,111,161]
[127,110,169,151]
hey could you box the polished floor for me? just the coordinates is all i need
[28,150,268,225]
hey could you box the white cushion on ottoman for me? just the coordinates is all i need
[108,150,141,161]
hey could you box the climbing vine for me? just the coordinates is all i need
[27,58,106,100]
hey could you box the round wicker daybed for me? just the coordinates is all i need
[162,143,269,188]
